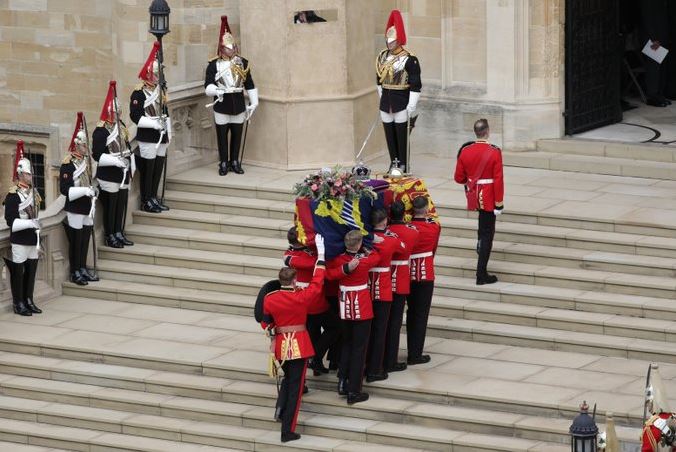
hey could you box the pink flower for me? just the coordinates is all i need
[311,184,318,191]
[335,179,343,187]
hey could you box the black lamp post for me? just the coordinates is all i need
[570,401,599,452]
[149,0,170,39]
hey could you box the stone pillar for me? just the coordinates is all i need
[239,0,383,170]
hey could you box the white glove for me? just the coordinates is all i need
[377,85,382,99]
[138,115,162,130]
[87,187,97,197]
[654,417,670,435]
[315,234,325,260]
[246,88,259,120]
[205,84,220,97]
[406,91,420,117]
[68,186,92,201]
[11,218,37,232]
[494,209,503,216]
[166,117,173,142]
[98,153,122,168]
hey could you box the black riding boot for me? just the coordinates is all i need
[100,190,122,248]
[394,121,408,172]
[151,156,169,210]
[114,189,133,246]
[24,258,41,313]
[216,124,229,176]
[68,225,87,286]
[382,122,398,168]
[3,258,30,316]
[229,123,245,174]
[139,157,160,213]
[80,225,99,281]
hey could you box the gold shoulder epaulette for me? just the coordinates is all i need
[8,186,17,194]
[62,154,72,164]
[208,55,219,62]
[402,47,415,57]
[135,82,144,91]
[97,120,105,128]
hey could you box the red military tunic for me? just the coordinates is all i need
[283,246,329,314]
[369,229,404,302]
[389,222,419,295]
[410,217,441,282]
[454,140,504,212]
[327,249,380,321]
[642,412,676,452]
[261,264,325,360]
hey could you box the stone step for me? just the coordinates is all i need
[0,351,642,448]
[126,218,676,260]
[0,389,566,452]
[0,441,69,451]
[504,150,676,181]
[0,299,658,425]
[122,224,676,278]
[165,176,676,238]
[94,242,676,301]
[536,138,676,163]
[63,276,676,344]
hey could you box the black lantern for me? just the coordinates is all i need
[570,401,598,452]
[149,0,171,39]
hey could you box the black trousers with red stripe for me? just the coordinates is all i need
[339,319,372,394]
[366,300,391,375]
[384,293,407,369]
[406,281,434,359]
[278,358,307,434]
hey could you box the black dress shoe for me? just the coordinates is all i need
[230,161,245,174]
[407,355,431,365]
[273,406,282,422]
[142,200,161,213]
[25,298,42,314]
[647,98,668,107]
[329,361,338,371]
[115,232,134,246]
[151,198,170,211]
[13,300,32,316]
[386,362,407,373]
[365,372,388,383]
[337,378,348,396]
[309,358,329,376]
[71,270,88,286]
[476,274,498,285]
[80,268,99,282]
[105,234,123,248]
[347,392,369,405]
[303,384,308,394]
[218,161,228,176]
[281,432,301,443]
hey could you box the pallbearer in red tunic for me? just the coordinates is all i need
[454,118,504,285]
[283,227,338,376]
[407,195,440,365]
[642,364,676,452]
[261,235,326,443]
[365,208,404,382]
[327,230,381,405]
[384,200,419,372]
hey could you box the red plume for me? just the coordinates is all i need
[68,112,85,154]
[12,140,24,182]
[218,15,231,55]
[138,41,160,82]
[99,81,117,123]
[386,10,407,46]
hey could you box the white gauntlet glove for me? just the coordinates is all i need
[377,85,382,99]
[406,91,420,117]
[246,88,259,120]
[205,84,220,97]
[138,115,162,130]
[315,234,325,261]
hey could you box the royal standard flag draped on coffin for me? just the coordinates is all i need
[293,169,437,260]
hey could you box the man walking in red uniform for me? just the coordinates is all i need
[407,196,441,365]
[327,230,381,404]
[454,118,504,285]
[365,208,404,382]
[283,227,338,375]
[385,201,419,372]
[261,235,326,443]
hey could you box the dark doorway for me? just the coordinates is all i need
[565,0,622,135]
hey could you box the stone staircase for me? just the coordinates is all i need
[4,163,676,450]
[504,138,676,180]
